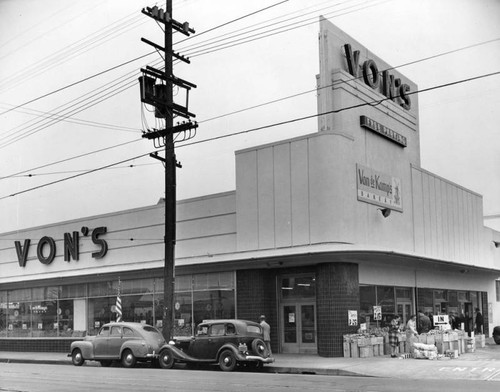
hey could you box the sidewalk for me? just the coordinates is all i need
[1,339,499,381]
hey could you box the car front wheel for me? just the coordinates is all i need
[158,349,175,369]
[71,349,84,366]
[219,349,237,372]
[121,349,137,368]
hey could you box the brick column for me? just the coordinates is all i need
[316,263,359,357]
[237,269,277,352]
[481,291,489,336]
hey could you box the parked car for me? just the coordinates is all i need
[69,322,165,368]
[157,319,274,371]
[493,326,500,344]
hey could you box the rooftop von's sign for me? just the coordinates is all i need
[356,164,402,212]
[14,226,108,267]
[344,43,412,110]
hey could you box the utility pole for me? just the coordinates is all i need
[139,1,197,340]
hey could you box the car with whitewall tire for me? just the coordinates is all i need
[69,322,165,367]
[157,319,274,371]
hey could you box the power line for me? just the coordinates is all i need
[0,51,155,117]
[8,162,157,178]
[0,102,140,133]
[0,1,297,148]
[2,70,498,200]
[0,139,140,180]
[199,37,500,124]
[0,0,292,117]
[2,36,497,181]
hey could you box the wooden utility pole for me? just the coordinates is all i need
[139,1,197,340]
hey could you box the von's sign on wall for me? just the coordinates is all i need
[14,226,108,267]
[356,164,402,212]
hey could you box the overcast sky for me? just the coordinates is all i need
[0,0,499,234]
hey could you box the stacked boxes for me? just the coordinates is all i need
[475,334,485,348]
[343,335,386,358]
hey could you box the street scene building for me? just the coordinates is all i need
[1,18,499,357]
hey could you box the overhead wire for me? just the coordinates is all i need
[0,0,165,92]
[1,69,498,200]
[0,2,497,180]
[2,33,495,181]
[178,0,378,55]
[0,102,140,133]
[0,0,296,145]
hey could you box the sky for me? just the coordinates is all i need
[0,0,499,234]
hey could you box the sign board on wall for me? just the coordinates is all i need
[356,164,402,212]
[348,310,358,326]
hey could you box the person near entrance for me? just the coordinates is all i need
[259,315,272,356]
[475,308,484,334]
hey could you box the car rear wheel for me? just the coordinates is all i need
[251,339,269,358]
[121,349,137,368]
[71,349,84,366]
[219,349,237,372]
[158,349,175,369]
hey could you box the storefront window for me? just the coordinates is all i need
[88,297,114,335]
[377,286,395,318]
[61,284,86,299]
[359,285,414,327]
[158,272,236,336]
[359,285,376,324]
[0,291,6,336]
[0,272,236,338]
[171,292,192,336]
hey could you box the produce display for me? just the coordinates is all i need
[343,327,484,359]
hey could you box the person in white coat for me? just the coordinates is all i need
[259,315,272,356]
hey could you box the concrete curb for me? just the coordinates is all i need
[0,356,368,377]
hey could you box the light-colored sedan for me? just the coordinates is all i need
[69,322,165,368]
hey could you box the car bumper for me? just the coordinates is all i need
[244,355,274,363]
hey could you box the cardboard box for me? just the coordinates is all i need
[350,341,359,358]
[343,342,351,358]
[359,346,372,358]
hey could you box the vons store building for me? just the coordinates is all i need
[1,18,500,356]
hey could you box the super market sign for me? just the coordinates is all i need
[356,164,402,212]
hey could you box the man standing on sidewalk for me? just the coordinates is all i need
[259,315,272,356]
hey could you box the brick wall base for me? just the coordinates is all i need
[0,338,83,352]
[316,263,359,357]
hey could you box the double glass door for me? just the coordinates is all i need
[281,302,316,354]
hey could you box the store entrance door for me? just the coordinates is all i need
[281,302,317,354]
[396,301,412,325]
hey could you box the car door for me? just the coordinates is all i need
[106,325,124,358]
[206,323,226,359]
[188,324,213,359]
[94,326,110,357]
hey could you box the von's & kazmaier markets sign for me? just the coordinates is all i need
[356,164,402,212]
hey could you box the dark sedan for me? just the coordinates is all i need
[157,319,274,371]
